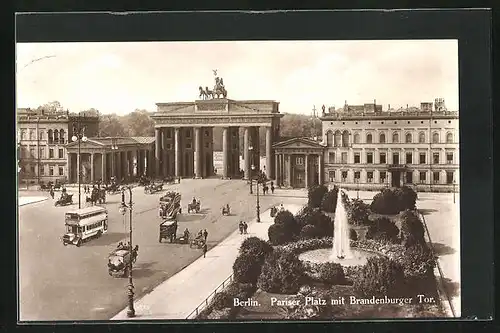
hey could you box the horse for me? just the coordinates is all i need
[199,86,208,100]
[213,85,227,99]
[204,86,214,99]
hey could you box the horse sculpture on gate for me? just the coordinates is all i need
[198,70,228,100]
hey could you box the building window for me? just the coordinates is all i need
[29,130,35,140]
[31,165,35,174]
[446,133,453,143]
[419,132,425,143]
[54,130,59,143]
[354,153,360,164]
[186,129,191,138]
[446,152,453,164]
[353,133,360,144]
[49,166,54,176]
[342,131,350,147]
[433,171,440,184]
[59,167,64,175]
[392,153,399,164]
[328,170,335,181]
[366,133,373,144]
[354,171,360,180]
[21,130,26,140]
[39,148,45,159]
[29,147,35,158]
[432,132,439,143]
[341,171,347,182]
[380,171,387,183]
[186,143,192,149]
[167,129,172,139]
[58,148,64,158]
[48,129,53,144]
[392,132,399,143]
[419,171,427,183]
[406,152,413,164]
[405,133,412,143]
[296,157,304,165]
[446,171,454,184]
[379,152,386,164]
[49,148,54,158]
[341,152,347,164]
[366,152,373,164]
[40,165,44,175]
[379,133,386,143]
[39,131,44,140]
[166,143,172,150]
[328,152,335,164]
[406,172,413,184]
[334,131,342,147]
[205,142,209,148]
[232,143,237,149]
[433,152,440,164]
[204,129,209,137]
[326,131,334,147]
[367,171,373,183]
[60,129,65,144]
[419,153,426,164]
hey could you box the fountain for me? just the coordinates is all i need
[298,189,376,267]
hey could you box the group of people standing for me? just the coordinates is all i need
[238,221,249,235]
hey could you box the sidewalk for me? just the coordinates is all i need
[19,196,48,206]
[111,202,304,320]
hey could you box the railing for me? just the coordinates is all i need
[186,274,234,319]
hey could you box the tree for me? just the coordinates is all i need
[98,114,127,137]
[122,109,155,136]
[36,101,65,113]
[308,184,328,209]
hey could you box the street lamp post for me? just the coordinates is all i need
[119,186,135,318]
[72,117,87,209]
[251,164,261,222]
[249,146,254,194]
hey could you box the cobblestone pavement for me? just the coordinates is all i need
[18,179,285,321]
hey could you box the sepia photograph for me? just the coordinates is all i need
[16,39,460,322]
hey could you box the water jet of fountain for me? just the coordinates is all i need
[332,189,352,260]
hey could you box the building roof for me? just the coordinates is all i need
[131,137,156,144]
[273,137,325,149]
[65,136,155,149]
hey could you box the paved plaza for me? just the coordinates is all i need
[18,179,287,321]
[112,198,305,320]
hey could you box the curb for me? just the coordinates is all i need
[19,197,49,207]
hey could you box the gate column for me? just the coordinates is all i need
[174,128,181,178]
[243,127,250,179]
[222,127,229,179]
[195,127,202,178]
[155,128,161,178]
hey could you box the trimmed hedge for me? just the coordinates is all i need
[399,209,426,248]
[197,281,257,319]
[353,256,405,298]
[346,198,370,226]
[239,237,273,260]
[370,186,418,215]
[257,249,307,294]
[320,186,339,213]
[366,217,400,244]
[299,224,322,239]
[233,252,264,284]
[308,184,329,209]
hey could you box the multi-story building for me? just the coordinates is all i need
[319,98,459,192]
[17,108,99,185]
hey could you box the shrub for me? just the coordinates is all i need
[346,198,370,226]
[320,187,339,213]
[299,224,322,239]
[295,205,317,229]
[233,252,265,284]
[399,209,426,248]
[349,229,358,241]
[257,249,306,294]
[353,256,405,298]
[295,207,333,238]
[211,291,232,310]
[314,212,334,238]
[366,217,400,243]
[402,244,436,278]
[280,237,333,254]
[308,184,328,209]
[239,237,273,262]
[317,262,346,285]
[370,187,418,215]
[268,223,292,245]
[274,210,300,236]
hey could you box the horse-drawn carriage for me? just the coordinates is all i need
[222,204,231,216]
[159,220,180,243]
[107,245,138,278]
[105,183,121,194]
[55,194,73,206]
[189,235,205,249]
[145,182,163,194]
[159,191,182,219]
[187,200,201,214]
[138,176,151,186]
[86,188,106,204]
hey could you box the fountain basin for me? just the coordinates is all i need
[298,248,378,267]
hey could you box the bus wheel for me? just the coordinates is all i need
[63,242,67,246]
[76,239,81,247]
[97,231,102,238]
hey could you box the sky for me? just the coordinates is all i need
[16,40,458,116]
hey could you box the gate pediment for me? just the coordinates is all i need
[273,137,324,149]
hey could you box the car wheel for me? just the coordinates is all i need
[63,242,67,246]
[76,240,81,247]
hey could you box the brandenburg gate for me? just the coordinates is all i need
[151,98,282,180]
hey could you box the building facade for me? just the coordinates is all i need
[17,108,99,185]
[319,98,459,192]
[65,137,155,183]
[151,98,282,180]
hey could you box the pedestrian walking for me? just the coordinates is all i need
[203,229,208,242]
[49,187,55,199]
[243,222,248,234]
[271,181,275,194]
[239,221,244,235]
[202,242,208,258]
